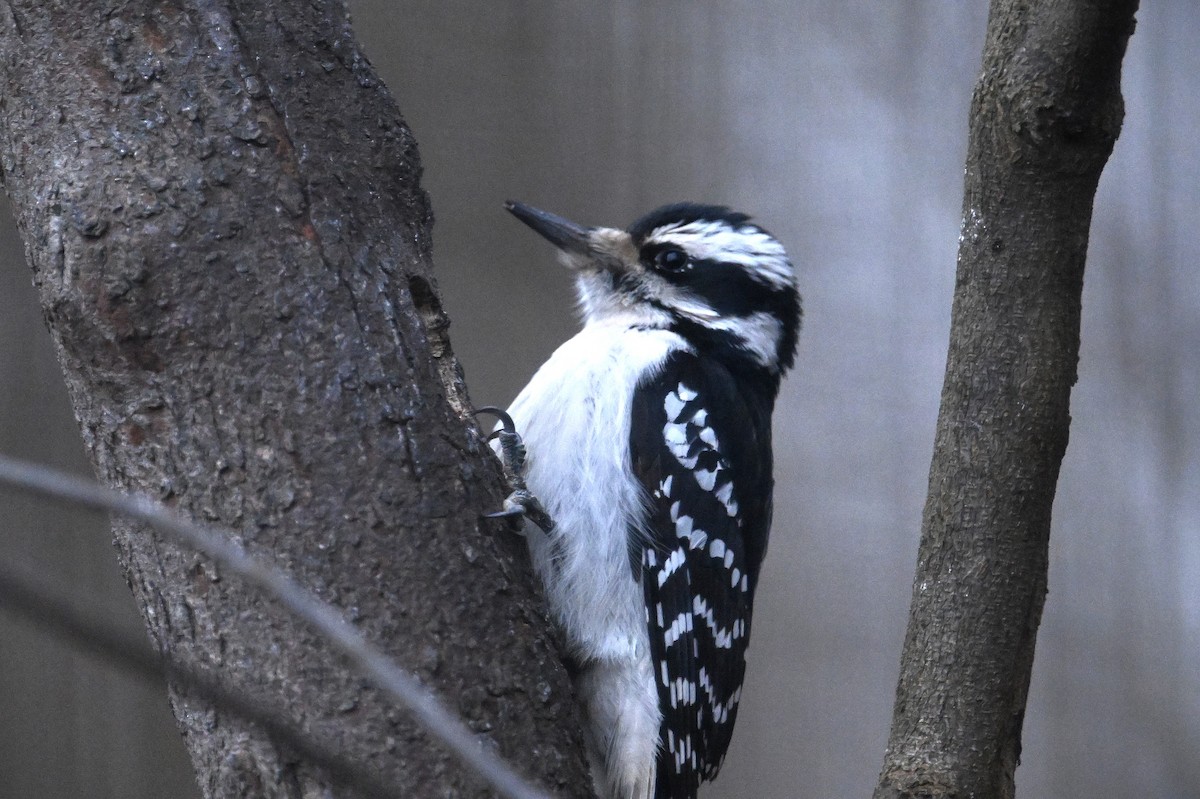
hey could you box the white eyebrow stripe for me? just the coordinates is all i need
[646,220,794,290]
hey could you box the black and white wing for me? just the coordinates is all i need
[629,350,775,799]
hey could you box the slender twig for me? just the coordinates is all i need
[0,559,398,798]
[0,453,551,799]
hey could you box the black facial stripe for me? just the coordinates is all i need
[678,258,782,318]
[629,253,801,372]
[639,250,790,321]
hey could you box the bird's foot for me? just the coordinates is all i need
[474,407,554,533]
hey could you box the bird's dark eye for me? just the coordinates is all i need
[654,247,689,272]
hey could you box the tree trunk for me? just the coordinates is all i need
[0,1,590,796]
[875,2,1138,798]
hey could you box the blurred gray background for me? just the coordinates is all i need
[0,2,1195,798]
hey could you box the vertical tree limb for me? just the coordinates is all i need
[875,2,1138,798]
[0,1,590,796]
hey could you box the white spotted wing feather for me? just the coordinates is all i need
[630,352,775,798]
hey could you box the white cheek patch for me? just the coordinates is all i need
[705,311,784,370]
[665,295,720,322]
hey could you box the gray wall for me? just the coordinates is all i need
[0,3,1195,797]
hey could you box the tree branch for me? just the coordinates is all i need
[0,558,397,799]
[0,453,549,799]
[875,2,1138,798]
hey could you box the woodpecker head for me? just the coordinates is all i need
[506,201,801,380]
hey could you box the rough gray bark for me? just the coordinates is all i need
[875,2,1138,799]
[0,2,590,797]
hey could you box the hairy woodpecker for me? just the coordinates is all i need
[496,201,800,799]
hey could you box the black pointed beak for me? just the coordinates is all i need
[505,201,592,256]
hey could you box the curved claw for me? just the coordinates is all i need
[475,406,528,477]
[473,407,552,532]
[473,406,516,435]
[482,490,553,534]
[484,505,527,520]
